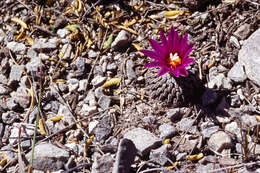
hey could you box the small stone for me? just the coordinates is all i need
[8,65,23,86]
[60,43,72,60]
[208,73,232,89]
[112,30,130,51]
[233,24,251,40]
[6,97,18,110]
[225,122,242,141]
[142,115,155,124]
[0,74,8,85]
[218,157,237,166]
[0,85,9,94]
[27,48,37,59]
[149,144,170,166]
[80,104,97,116]
[93,115,112,142]
[230,94,241,107]
[26,142,70,171]
[58,83,68,93]
[241,114,258,128]
[10,87,31,109]
[92,153,114,173]
[91,75,106,87]
[85,89,97,106]
[176,118,197,134]
[237,88,245,100]
[176,152,187,161]
[72,57,85,77]
[57,28,70,38]
[113,138,137,173]
[9,123,35,145]
[227,62,247,83]
[89,120,99,134]
[98,95,111,110]
[2,112,18,124]
[208,131,232,153]
[201,126,219,138]
[126,59,136,81]
[7,41,26,54]
[32,38,58,53]
[167,108,181,121]
[230,35,240,48]
[67,78,79,93]
[88,50,98,59]
[159,124,177,140]
[107,63,117,72]
[238,28,260,86]
[58,105,74,126]
[124,127,161,156]
[95,87,104,99]
[25,57,41,79]
[0,29,6,42]
[202,88,217,106]
[78,79,88,92]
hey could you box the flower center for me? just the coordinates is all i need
[168,53,181,68]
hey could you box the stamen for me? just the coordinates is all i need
[168,53,181,68]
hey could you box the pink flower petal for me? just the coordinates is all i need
[183,57,195,66]
[140,49,161,61]
[179,67,188,76]
[160,29,168,48]
[144,61,160,68]
[158,68,169,76]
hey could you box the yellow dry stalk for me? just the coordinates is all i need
[24,35,34,45]
[64,7,73,15]
[85,136,94,157]
[39,119,47,136]
[50,115,63,122]
[167,162,179,170]
[163,138,171,144]
[54,79,66,83]
[87,38,93,49]
[0,158,7,167]
[11,17,28,30]
[164,10,188,19]
[186,153,204,161]
[256,115,260,122]
[102,78,121,88]
[124,18,137,27]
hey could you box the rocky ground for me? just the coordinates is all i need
[0,0,260,172]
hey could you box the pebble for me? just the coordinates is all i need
[201,126,219,138]
[112,30,130,51]
[238,28,260,86]
[6,97,18,110]
[88,50,98,59]
[57,28,70,38]
[166,108,181,121]
[89,120,99,134]
[93,115,112,142]
[85,89,97,106]
[159,123,177,140]
[27,48,38,59]
[227,62,247,83]
[176,118,197,134]
[113,138,137,173]
[8,65,23,86]
[208,131,232,153]
[32,38,59,53]
[25,56,41,79]
[98,95,111,110]
[57,105,74,126]
[67,78,79,93]
[91,75,106,87]
[91,153,114,173]
[95,87,105,99]
[72,57,86,76]
[9,123,35,146]
[240,114,258,128]
[126,59,137,81]
[229,35,240,48]
[78,79,88,92]
[0,85,9,95]
[233,23,251,40]
[208,73,232,89]
[60,43,72,60]
[106,62,117,72]
[2,112,18,124]
[80,104,97,116]
[10,87,30,109]
[124,127,161,156]
[225,122,242,141]
[149,144,170,166]
[6,41,26,54]
[26,142,70,171]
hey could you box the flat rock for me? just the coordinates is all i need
[149,144,170,166]
[7,41,26,54]
[208,131,232,153]
[26,142,70,171]
[159,123,177,140]
[92,153,114,173]
[32,38,59,53]
[225,122,242,141]
[238,28,260,86]
[112,30,130,51]
[176,118,197,134]
[124,128,161,156]
[8,65,23,86]
[93,115,112,142]
[233,23,251,40]
[227,62,247,83]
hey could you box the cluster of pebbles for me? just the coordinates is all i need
[0,0,260,172]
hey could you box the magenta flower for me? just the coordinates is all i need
[140,27,194,77]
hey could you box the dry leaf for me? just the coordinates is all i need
[186,153,204,161]
[256,115,260,122]
[164,10,186,19]
[163,138,171,144]
[102,78,121,88]
[11,18,28,29]
[50,115,63,122]
[0,158,7,167]
[167,162,179,170]
[39,119,47,136]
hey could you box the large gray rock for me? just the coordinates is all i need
[26,143,70,171]
[208,131,232,153]
[124,128,161,156]
[238,28,260,86]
